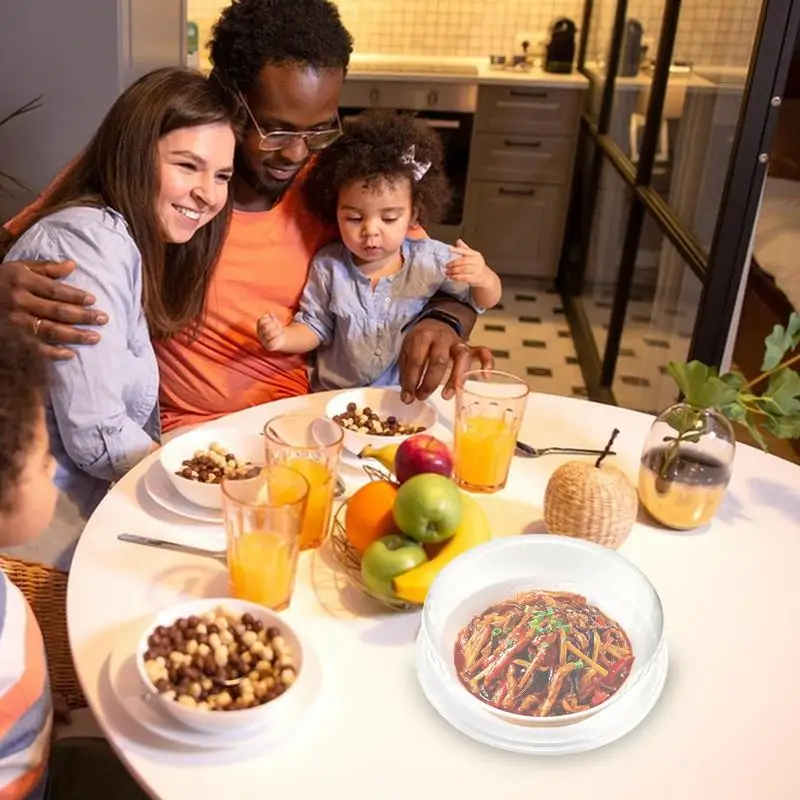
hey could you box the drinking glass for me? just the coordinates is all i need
[221,465,309,611]
[453,370,530,493]
[263,414,343,550]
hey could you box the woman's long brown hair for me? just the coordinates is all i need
[13,67,242,340]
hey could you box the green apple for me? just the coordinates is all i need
[393,473,463,544]
[360,534,428,599]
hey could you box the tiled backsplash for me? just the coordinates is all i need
[188,0,762,68]
[588,0,763,69]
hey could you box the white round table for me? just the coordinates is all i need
[67,391,800,799]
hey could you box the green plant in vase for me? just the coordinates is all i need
[639,312,800,530]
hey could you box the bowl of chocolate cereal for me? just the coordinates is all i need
[325,388,438,456]
[136,598,305,734]
[159,427,264,510]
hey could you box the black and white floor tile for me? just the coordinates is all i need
[471,280,588,400]
[471,279,695,412]
[580,288,693,413]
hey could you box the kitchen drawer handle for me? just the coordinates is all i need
[504,139,542,148]
[499,187,536,196]
[509,89,548,98]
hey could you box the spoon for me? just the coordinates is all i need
[514,443,618,459]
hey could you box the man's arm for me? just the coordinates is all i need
[415,292,479,340]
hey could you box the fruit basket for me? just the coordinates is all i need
[330,464,419,612]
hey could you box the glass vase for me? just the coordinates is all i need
[638,403,735,530]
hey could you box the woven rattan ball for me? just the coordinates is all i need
[543,460,638,549]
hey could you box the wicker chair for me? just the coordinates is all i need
[0,555,88,710]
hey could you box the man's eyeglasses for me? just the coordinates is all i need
[238,92,342,152]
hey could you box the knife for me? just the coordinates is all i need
[117,533,226,562]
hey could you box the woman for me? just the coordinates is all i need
[1,67,241,570]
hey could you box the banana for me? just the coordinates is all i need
[392,492,492,605]
[358,442,400,476]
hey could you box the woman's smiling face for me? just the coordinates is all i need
[157,122,235,243]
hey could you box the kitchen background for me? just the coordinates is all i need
[188,0,761,66]
[1,0,796,461]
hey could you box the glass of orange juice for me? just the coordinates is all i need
[263,414,343,550]
[453,370,529,493]
[221,465,309,611]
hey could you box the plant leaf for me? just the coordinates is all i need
[762,313,800,371]
[741,415,771,452]
[665,404,699,434]
[720,401,748,425]
[666,361,740,409]
[760,368,800,416]
[763,412,800,439]
[666,361,713,403]
[720,371,746,391]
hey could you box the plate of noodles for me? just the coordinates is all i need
[417,535,667,748]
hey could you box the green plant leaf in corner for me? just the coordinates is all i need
[762,312,800,371]
[666,361,739,409]
[734,413,770,451]
[761,368,800,416]
[763,412,800,439]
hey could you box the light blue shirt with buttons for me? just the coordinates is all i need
[4,206,160,531]
[294,237,480,392]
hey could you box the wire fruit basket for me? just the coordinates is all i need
[329,465,419,612]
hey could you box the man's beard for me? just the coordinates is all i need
[234,150,295,201]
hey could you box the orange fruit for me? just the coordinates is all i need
[344,480,399,553]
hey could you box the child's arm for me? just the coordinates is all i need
[444,239,503,309]
[257,315,321,354]
[257,252,336,354]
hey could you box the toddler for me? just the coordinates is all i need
[257,109,502,391]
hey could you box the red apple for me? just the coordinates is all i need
[394,434,453,484]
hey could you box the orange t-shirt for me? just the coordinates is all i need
[156,176,336,433]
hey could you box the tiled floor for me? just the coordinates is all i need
[580,289,693,413]
[471,280,588,399]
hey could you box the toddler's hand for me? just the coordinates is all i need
[446,239,489,287]
[257,312,286,351]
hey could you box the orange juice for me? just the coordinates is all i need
[227,530,297,610]
[285,457,335,549]
[454,416,517,492]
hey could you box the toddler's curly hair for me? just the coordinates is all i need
[302,109,453,227]
[0,317,47,513]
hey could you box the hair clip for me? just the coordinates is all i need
[401,145,431,181]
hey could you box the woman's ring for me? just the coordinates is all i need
[32,317,43,337]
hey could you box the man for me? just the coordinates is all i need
[0,0,491,433]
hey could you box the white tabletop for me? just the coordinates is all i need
[67,391,800,799]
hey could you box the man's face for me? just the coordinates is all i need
[235,63,344,200]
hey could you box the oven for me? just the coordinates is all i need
[338,78,478,242]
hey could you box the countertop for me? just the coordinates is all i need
[345,53,588,89]
[583,62,748,95]
[199,53,588,90]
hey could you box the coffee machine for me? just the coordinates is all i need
[544,18,577,74]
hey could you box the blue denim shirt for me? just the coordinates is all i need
[4,206,160,520]
[294,237,480,391]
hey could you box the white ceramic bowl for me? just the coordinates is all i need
[324,387,439,456]
[419,535,664,729]
[135,598,305,734]
[159,427,265,510]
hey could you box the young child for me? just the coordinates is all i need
[256,109,502,391]
[0,317,146,799]
[0,319,58,798]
